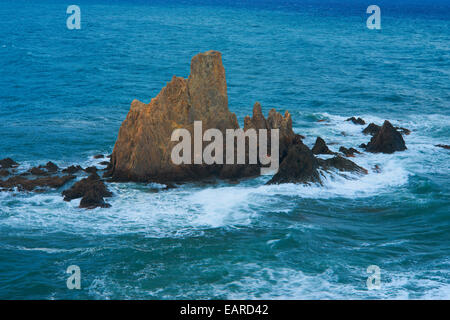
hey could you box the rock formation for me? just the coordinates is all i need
[364,120,407,154]
[62,172,112,209]
[0,158,18,169]
[107,51,294,183]
[363,123,381,136]
[312,137,335,155]
[346,117,366,125]
[267,138,321,185]
[339,146,361,157]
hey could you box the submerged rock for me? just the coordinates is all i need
[395,127,411,135]
[339,146,361,157]
[40,161,58,173]
[311,137,335,155]
[28,167,48,176]
[62,165,83,174]
[362,123,381,136]
[0,175,75,192]
[436,144,450,150]
[365,120,407,154]
[0,169,10,177]
[84,166,98,174]
[318,156,368,175]
[93,154,104,159]
[0,158,18,169]
[346,117,366,125]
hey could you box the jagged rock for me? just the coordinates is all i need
[40,161,58,173]
[62,173,112,205]
[0,175,75,192]
[318,156,368,175]
[346,117,366,125]
[339,146,361,157]
[99,161,110,166]
[363,123,381,136]
[62,165,83,174]
[365,121,407,154]
[0,158,18,169]
[28,167,48,176]
[312,137,335,155]
[93,154,105,159]
[79,188,111,209]
[84,166,98,174]
[107,51,293,183]
[267,140,320,185]
[435,144,450,150]
[0,169,10,177]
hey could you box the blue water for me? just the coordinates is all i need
[0,0,449,299]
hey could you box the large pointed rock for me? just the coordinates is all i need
[107,51,239,182]
[365,120,407,154]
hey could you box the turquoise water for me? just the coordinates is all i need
[0,0,449,299]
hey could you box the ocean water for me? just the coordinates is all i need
[0,0,449,299]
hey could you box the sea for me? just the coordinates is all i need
[0,0,449,299]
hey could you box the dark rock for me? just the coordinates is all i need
[0,175,76,192]
[339,146,361,157]
[359,143,367,149]
[93,154,104,159]
[318,156,368,175]
[366,121,407,154]
[40,161,58,173]
[267,140,321,185]
[0,169,10,177]
[0,158,18,169]
[79,188,111,209]
[99,161,110,166]
[363,123,381,136]
[436,144,450,150]
[29,167,48,176]
[346,117,366,125]
[84,166,98,174]
[62,165,83,174]
[312,137,335,155]
[62,173,112,202]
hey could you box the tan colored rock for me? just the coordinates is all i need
[108,51,295,183]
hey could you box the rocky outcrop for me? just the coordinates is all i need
[0,158,18,169]
[318,156,368,175]
[365,121,407,154]
[107,51,294,183]
[346,117,366,125]
[363,123,381,136]
[339,146,361,157]
[62,173,112,209]
[62,165,83,174]
[312,137,335,155]
[436,144,450,150]
[0,175,75,192]
[267,138,320,185]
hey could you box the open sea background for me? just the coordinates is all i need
[0,0,449,299]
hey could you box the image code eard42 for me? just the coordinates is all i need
[0,0,449,310]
